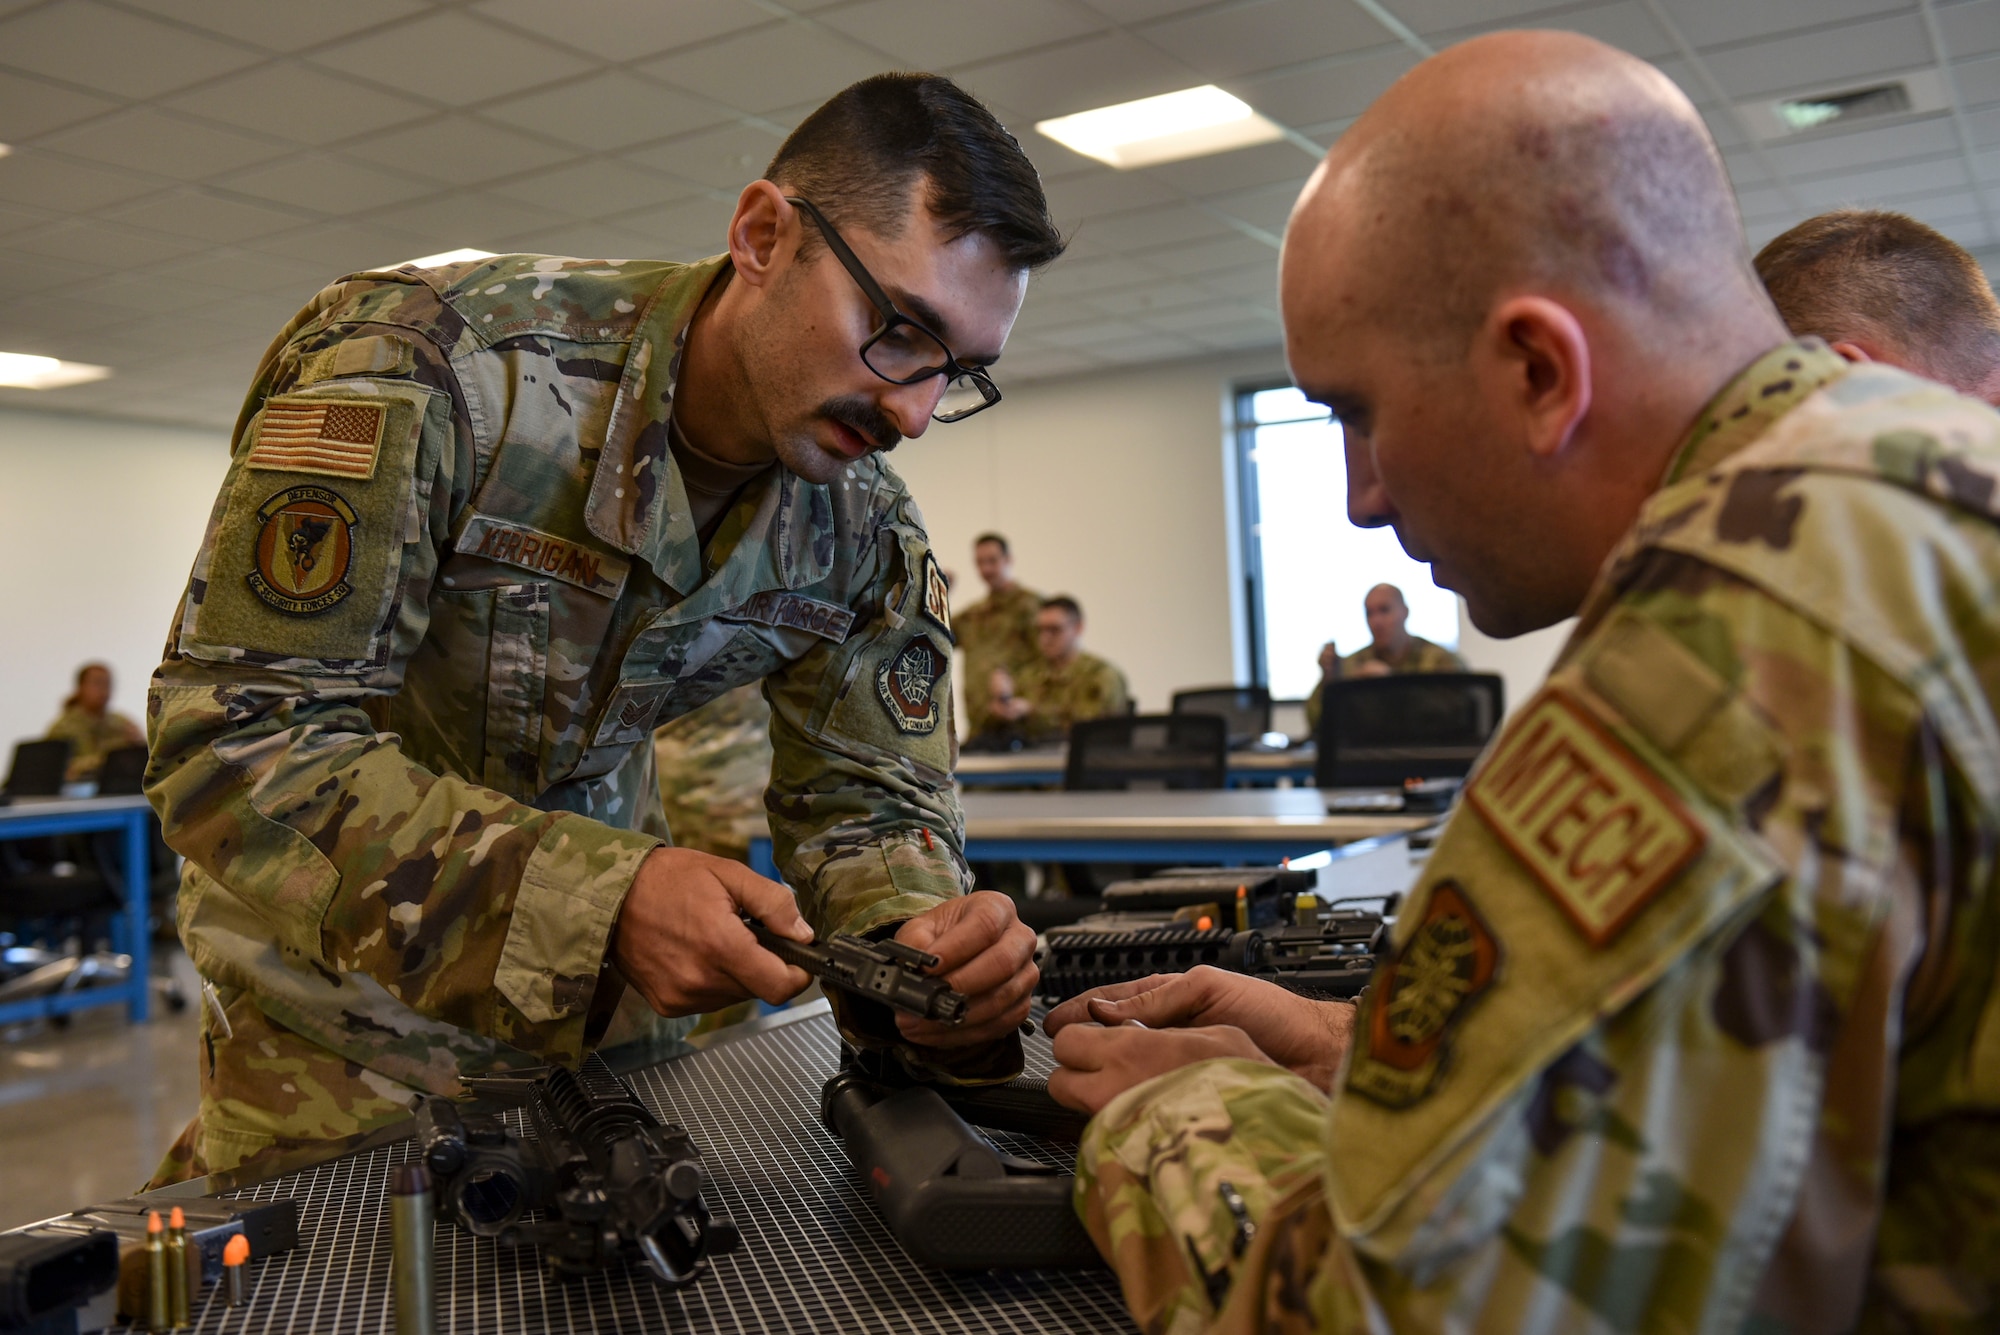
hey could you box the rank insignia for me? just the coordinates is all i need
[1466,690,1703,946]
[246,484,357,616]
[878,636,945,735]
[921,552,952,638]
[1346,880,1500,1109]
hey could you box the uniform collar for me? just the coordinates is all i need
[1662,338,1849,485]
[586,254,762,592]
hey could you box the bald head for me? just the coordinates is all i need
[1282,31,1786,636]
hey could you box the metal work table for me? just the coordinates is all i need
[0,793,153,1025]
[750,788,1433,880]
[954,743,1316,788]
[98,1002,1135,1334]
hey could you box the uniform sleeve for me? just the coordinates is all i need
[147,285,658,1067]
[1075,551,1943,1332]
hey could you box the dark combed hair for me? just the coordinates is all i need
[1755,209,2000,394]
[766,73,1066,272]
[973,532,1010,555]
[1041,595,1082,622]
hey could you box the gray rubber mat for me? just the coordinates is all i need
[119,1006,1136,1333]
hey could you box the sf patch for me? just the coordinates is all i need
[1346,880,1500,1109]
[921,551,952,638]
[878,636,945,734]
[1467,690,1704,946]
[246,485,357,616]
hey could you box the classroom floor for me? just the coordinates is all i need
[0,947,202,1231]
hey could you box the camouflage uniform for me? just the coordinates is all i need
[652,681,773,863]
[1304,634,1467,733]
[1013,650,1131,743]
[45,705,143,781]
[956,582,1041,736]
[1075,341,2000,1331]
[145,252,987,1185]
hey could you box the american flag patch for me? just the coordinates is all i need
[245,395,388,479]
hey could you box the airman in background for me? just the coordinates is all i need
[653,682,773,864]
[987,595,1129,744]
[1304,582,1467,732]
[45,662,143,782]
[1051,30,2000,1332]
[954,532,1041,736]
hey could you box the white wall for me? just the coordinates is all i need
[1457,611,1572,717]
[0,409,230,757]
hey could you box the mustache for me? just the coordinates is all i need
[820,396,902,452]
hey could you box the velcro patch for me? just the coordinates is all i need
[721,589,854,642]
[878,635,945,735]
[1346,880,1500,1108]
[1467,691,1704,946]
[247,485,357,616]
[456,515,629,598]
[922,552,952,638]
[246,394,388,479]
[591,679,672,747]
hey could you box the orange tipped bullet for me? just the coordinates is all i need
[166,1206,190,1328]
[223,1233,250,1307]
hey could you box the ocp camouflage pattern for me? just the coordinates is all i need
[653,681,772,862]
[956,582,1041,736]
[145,253,980,1183]
[1076,341,2000,1331]
[1012,649,1131,743]
[1305,632,1468,734]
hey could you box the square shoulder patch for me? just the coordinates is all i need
[244,394,389,480]
[921,552,952,639]
[1466,690,1704,946]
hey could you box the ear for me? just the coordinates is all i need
[1830,340,1874,364]
[726,181,797,290]
[1485,295,1592,460]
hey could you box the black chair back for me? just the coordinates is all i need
[96,745,150,796]
[3,739,71,797]
[1170,686,1272,749]
[1066,714,1228,792]
[1315,673,1505,788]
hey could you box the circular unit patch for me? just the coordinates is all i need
[877,636,945,735]
[247,484,358,616]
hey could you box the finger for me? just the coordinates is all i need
[1043,976,1177,1036]
[1090,973,1212,1029]
[898,959,1036,1046]
[716,861,812,940]
[714,914,813,1004]
[902,892,1015,971]
[1051,1021,1117,1072]
[1047,1065,1109,1115]
[937,920,1036,999]
[1085,998,1147,1029]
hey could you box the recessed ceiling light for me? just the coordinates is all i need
[0,144,12,160]
[402,247,497,267]
[1036,85,1284,170]
[0,352,111,390]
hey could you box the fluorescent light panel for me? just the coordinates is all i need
[0,352,111,390]
[403,247,496,267]
[1036,85,1284,169]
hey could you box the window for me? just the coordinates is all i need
[1233,383,1458,698]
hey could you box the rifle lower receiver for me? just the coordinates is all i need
[746,918,968,1024]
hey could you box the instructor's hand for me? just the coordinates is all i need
[1044,967,1356,1090]
[611,847,813,1016]
[892,890,1037,1050]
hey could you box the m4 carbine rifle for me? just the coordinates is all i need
[744,917,968,1024]
[413,1054,739,1287]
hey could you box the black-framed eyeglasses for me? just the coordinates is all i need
[785,195,1001,424]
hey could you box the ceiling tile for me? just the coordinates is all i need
[370,191,567,249]
[1793,155,1970,209]
[36,107,289,180]
[12,217,202,269]
[1069,203,1232,253]
[338,117,574,186]
[0,290,135,338]
[308,11,595,107]
[603,194,736,255]
[1231,46,1418,129]
[956,31,1194,121]
[0,198,57,236]
[163,65,432,146]
[1436,1,1676,61]
[1766,114,1959,178]
[70,271,228,317]
[1089,330,1205,362]
[485,219,662,259]
[119,0,427,51]
[1698,13,1932,101]
[641,23,886,114]
[1671,0,1909,51]
[1141,0,1389,80]
[1079,0,1226,23]
[106,189,310,242]
[626,121,787,191]
[1940,0,2000,59]
[1201,178,1306,232]
[1039,168,1184,224]
[1139,139,1313,196]
[1385,0,1574,34]
[1954,53,2000,109]
[214,154,439,215]
[1085,278,1222,315]
[156,249,333,298]
[486,159,695,219]
[472,0,774,62]
[0,69,117,141]
[0,149,159,211]
[1043,254,1173,294]
[0,0,262,100]
[1130,231,1279,274]
[818,0,1102,69]
[253,221,440,276]
[1194,259,1283,302]
[477,72,729,151]
[0,250,103,300]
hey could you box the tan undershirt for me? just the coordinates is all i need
[669,416,772,544]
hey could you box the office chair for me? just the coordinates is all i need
[1065,714,1229,792]
[1314,673,1505,789]
[1170,686,1273,750]
[95,745,149,796]
[2,739,71,799]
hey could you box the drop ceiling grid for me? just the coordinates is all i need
[0,0,1989,425]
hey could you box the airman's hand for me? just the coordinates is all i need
[1048,1021,1274,1115]
[891,890,1038,1049]
[611,847,813,1015]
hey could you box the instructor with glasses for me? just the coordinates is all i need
[140,73,1066,1185]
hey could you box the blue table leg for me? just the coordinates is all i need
[748,837,780,882]
[124,809,150,1023]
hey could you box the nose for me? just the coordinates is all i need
[1344,429,1396,530]
[881,377,948,439]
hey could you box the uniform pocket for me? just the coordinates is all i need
[483,583,551,799]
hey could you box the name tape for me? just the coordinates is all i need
[455,515,630,598]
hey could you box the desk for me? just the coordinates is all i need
[955,743,1316,788]
[748,788,1433,880]
[0,794,152,1025]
